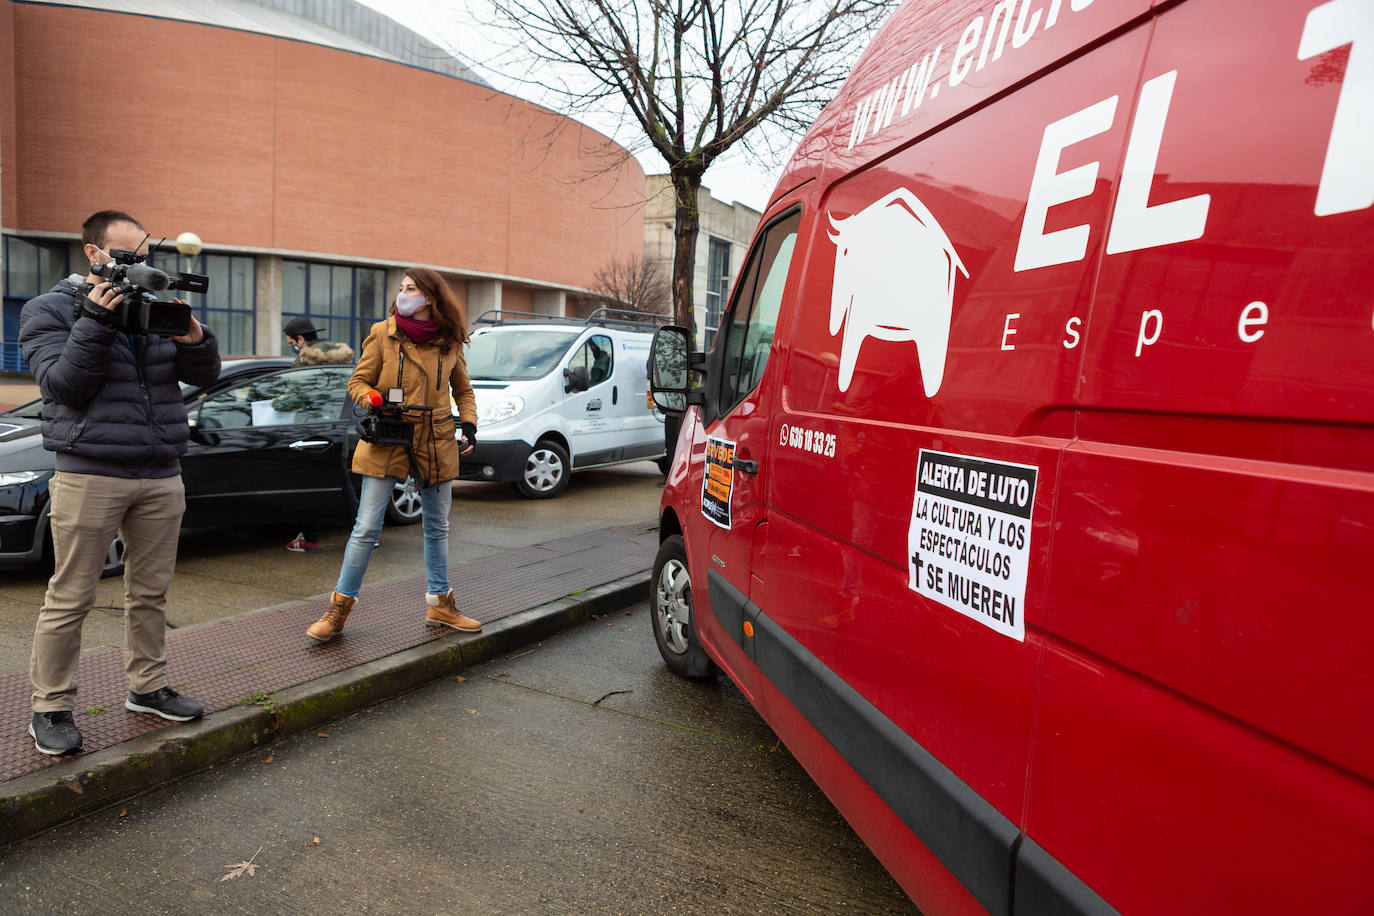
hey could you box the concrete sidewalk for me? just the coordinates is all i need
[0,377,39,412]
[0,521,658,844]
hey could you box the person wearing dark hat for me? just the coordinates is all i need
[282,316,355,552]
[283,316,354,368]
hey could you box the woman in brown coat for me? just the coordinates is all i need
[307,268,480,642]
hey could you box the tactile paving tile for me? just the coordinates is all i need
[0,523,657,783]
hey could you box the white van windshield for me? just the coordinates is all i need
[465,328,580,381]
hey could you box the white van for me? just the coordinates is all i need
[460,310,669,498]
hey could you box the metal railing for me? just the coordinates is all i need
[0,341,27,374]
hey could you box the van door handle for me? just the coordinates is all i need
[735,458,759,474]
[289,439,332,451]
[613,385,618,405]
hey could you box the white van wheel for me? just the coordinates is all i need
[515,440,570,499]
[652,535,715,678]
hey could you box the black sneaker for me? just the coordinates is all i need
[30,711,83,756]
[125,687,204,722]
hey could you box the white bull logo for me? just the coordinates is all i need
[827,188,968,396]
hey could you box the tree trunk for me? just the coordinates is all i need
[670,171,702,340]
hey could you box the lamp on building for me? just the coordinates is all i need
[175,232,203,255]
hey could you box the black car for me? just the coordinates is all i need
[0,359,421,576]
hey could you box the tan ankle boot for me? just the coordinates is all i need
[307,592,356,642]
[426,590,481,632]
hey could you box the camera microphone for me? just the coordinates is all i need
[365,389,384,408]
[123,264,172,291]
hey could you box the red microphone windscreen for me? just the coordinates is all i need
[365,389,383,407]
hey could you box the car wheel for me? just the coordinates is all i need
[514,440,570,499]
[99,532,125,579]
[651,535,715,679]
[385,475,423,525]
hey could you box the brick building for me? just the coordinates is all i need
[0,0,646,368]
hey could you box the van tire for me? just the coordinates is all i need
[651,535,715,679]
[515,440,570,499]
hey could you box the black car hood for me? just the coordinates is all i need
[0,417,53,471]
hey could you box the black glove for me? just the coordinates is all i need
[77,291,119,327]
[460,422,477,448]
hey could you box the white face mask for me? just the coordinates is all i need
[395,292,427,317]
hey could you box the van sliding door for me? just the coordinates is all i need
[758,22,1155,913]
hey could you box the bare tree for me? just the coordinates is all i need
[486,0,895,334]
[591,254,671,317]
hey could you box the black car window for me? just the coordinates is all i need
[198,367,350,429]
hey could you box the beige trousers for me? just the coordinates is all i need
[31,471,185,712]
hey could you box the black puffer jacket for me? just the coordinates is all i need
[18,277,222,478]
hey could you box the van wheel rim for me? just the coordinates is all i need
[655,557,691,655]
[524,448,564,492]
[392,477,422,519]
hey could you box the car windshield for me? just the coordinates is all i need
[465,328,580,381]
[4,398,43,419]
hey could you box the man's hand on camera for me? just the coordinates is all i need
[460,421,477,456]
[86,281,122,312]
[170,304,204,345]
[78,281,123,326]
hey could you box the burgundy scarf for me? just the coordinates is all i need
[395,312,440,344]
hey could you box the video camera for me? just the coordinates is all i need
[357,387,419,447]
[86,248,207,337]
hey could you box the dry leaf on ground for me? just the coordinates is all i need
[220,846,263,882]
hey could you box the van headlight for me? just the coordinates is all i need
[478,396,524,425]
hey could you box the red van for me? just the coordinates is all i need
[647,0,1373,912]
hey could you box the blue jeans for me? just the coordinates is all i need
[334,475,452,598]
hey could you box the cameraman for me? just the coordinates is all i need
[18,210,221,756]
[306,267,480,642]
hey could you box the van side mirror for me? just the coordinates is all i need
[563,366,590,393]
[649,325,701,414]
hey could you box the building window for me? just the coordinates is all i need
[706,237,732,347]
[282,260,387,350]
[148,251,257,355]
[2,236,69,372]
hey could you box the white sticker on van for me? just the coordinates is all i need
[827,189,968,396]
[907,449,1037,641]
[701,436,737,530]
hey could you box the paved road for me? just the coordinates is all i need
[0,603,917,914]
[0,464,666,675]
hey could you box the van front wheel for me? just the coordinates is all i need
[515,440,570,499]
[652,535,715,679]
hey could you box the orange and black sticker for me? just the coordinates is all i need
[701,436,736,530]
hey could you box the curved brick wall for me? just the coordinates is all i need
[0,2,645,290]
